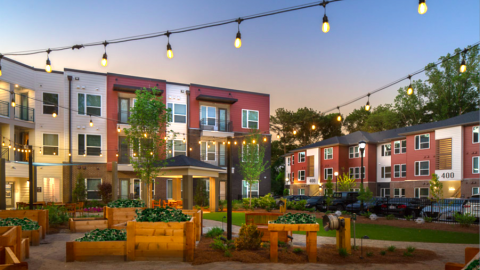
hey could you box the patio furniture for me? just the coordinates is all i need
[162,200,168,208]
[168,200,178,209]
[65,203,77,218]
[76,202,84,216]
[177,200,183,208]
[152,200,161,208]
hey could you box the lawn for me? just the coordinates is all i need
[203,212,479,244]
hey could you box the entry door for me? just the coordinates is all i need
[133,179,141,199]
[6,182,14,208]
[219,109,227,131]
[119,179,129,199]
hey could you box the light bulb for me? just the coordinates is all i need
[418,0,427,15]
[276,135,280,139]
[13,147,16,151]
[365,102,371,111]
[117,126,121,132]
[52,112,57,118]
[198,141,201,144]
[11,99,15,107]
[83,153,86,157]
[100,153,103,157]
[407,85,414,96]
[234,141,237,145]
[337,115,342,122]
[322,15,330,33]
[8,144,11,149]
[167,43,174,59]
[39,150,42,154]
[45,58,52,73]
[293,130,297,135]
[150,152,153,155]
[68,153,71,156]
[0,65,2,77]
[116,153,119,157]
[183,138,186,143]
[101,53,108,67]
[235,32,242,48]
[460,59,467,73]
[1,142,4,146]
[89,119,93,127]
[312,125,316,130]
[252,139,256,144]
[144,133,147,138]
[263,137,267,142]
[53,152,56,155]
[243,141,246,145]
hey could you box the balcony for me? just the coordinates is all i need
[200,118,233,137]
[14,105,34,122]
[1,147,9,160]
[0,101,9,118]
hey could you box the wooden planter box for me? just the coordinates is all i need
[0,226,22,260]
[69,218,108,233]
[66,241,126,262]
[268,223,319,263]
[126,218,195,262]
[21,227,41,246]
[20,238,29,261]
[181,209,202,241]
[104,207,145,229]
[0,246,28,270]
[0,210,48,239]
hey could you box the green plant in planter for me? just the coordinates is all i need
[45,205,69,227]
[75,229,126,242]
[107,199,145,208]
[135,207,190,222]
[272,213,316,224]
[0,218,40,231]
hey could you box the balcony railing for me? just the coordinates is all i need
[14,151,27,162]
[1,147,9,160]
[14,105,34,122]
[0,100,9,118]
[199,118,232,132]
[118,109,130,124]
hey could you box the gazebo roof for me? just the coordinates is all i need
[164,155,224,170]
[157,155,226,178]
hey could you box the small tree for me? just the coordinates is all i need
[72,172,86,203]
[98,182,113,204]
[429,174,443,202]
[238,129,269,207]
[357,185,373,211]
[324,177,334,211]
[124,87,170,207]
[337,172,357,191]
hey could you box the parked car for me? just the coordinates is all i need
[420,199,466,221]
[374,198,425,218]
[463,195,480,220]
[316,192,359,211]
[276,195,310,207]
[345,197,386,213]
[305,196,325,210]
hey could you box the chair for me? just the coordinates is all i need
[46,202,54,207]
[162,200,168,208]
[177,200,183,208]
[65,203,77,218]
[152,200,161,208]
[76,202,84,217]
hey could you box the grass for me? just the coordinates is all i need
[203,212,480,244]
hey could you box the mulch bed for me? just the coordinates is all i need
[193,236,440,265]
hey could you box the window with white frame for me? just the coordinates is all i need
[381,144,391,156]
[242,109,259,129]
[43,93,58,115]
[349,167,365,179]
[349,146,361,158]
[473,187,479,195]
[166,179,173,199]
[43,134,58,155]
[473,126,479,143]
[394,164,407,178]
[414,187,429,198]
[201,142,216,161]
[298,189,305,195]
[414,161,430,176]
[168,103,186,123]
[298,152,305,163]
[298,170,305,181]
[394,140,406,154]
[78,134,101,156]
[78,94,101,116]
[324,168,333,180]
[473,157,479,174]
[380,188,390,197]
[381,166,391,178]
[350,188,360,192]
[292,155,294,165]
[287,157,290,166]
[86,179,102,200]
[242,180,259,197]
[167,140,186,158]
[291,172,294,181]
[324,148,333,160]
[394,188,405,198]
[415,134,430,150]
[201,106,216,126]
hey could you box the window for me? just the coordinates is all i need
[415,134,430,150]
[324,148,333,160]
[414,187,429,198]
[394,164,407,178]
[167,140,186,158]
[349,167,365,179]
[298,170,305,181]
[298,189,305,195]
[201,106,216,126]
[168,103,186,123]
[474,126,479,143]
[380,188,390,197]
[381,166,391,178]
[242,180,259,197]
[324,168,333,180]
[166,179,173,199]
[298,152,305,163]
[291,172,294,181]
[394,188,405,198]
[78,134,101,156]
[242,109,259,129]
[201,142,216,161]
[473,187,479,195]
[86,179,102,200]
[394,140,406,154]
[436,138,452,170]
[43,134,58,155]
[78,94,101,116]
[287,157,290,166]
[349,146,360,158]
[415,161,430,176]
[292,155,294,165]
[473,157,479,174]
[381,144,391,156]
[43,93,58,115]
[307,156,314,177]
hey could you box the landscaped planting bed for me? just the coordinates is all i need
[66,229,127,262]
[104,200,146,229]
[69,217,108,233]
[0,218,42,246]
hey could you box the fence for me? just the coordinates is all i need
[199,118,233,132]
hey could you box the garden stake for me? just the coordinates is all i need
[360,235,369,259]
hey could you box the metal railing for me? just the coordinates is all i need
[14,151,27,162]
[14,105,34,122]
[0,100,9,118]
[199,118,232,132]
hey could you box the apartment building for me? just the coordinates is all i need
[0,56,271,207]
[285,111,480,198]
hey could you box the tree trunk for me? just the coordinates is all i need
[249,183,252,209]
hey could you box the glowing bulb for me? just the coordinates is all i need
[83,153,86,157]
[263,137,267,142]
[198,141,201,144]
[166,43,174,59]
[144,133,147,138]
[11,99,15,107]
[8,144,11,149]
[89,119,93,127]
[337,115,342,122]
[407,85,414,96]
[133,153,136,157]
[13,147,16,151]
[150,152,153,155]
[1,142,4,146]
[234,141,237,145]
[460,59,467,73]
[52,112,57,118]
[189,148,192,151]
[213,141,216,145]
[68,153,71,156]
[252,139,256,144]
[312,125,316,130]
[39,150,42,154]
[276,135,280,139]
[169,150,172,153]
[235,32,242,48]
[183,138,186,143]
[117,126,121,132]
[293,130,297,135]
[243,141,246,145]
[100,153,103,157]
[418,0,427,15]
[101,53,108,67]
[53,152,56,155]
[0,65,2,77]
[116,153,119,157]
[223,141,226,145]
[15,84,19,88]
[45,58,52,73]
[322,15,330,33]
[365,102,371,111]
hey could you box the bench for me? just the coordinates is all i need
[245,213,291,242]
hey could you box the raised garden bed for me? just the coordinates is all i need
[0,246,28,270]
[66,229,127,262]
[181,209,202,241]
[0,218,42,246]
[69,217,108,233]
[22,228,41,246]
[104,207,145,229]
[0,210,48,239]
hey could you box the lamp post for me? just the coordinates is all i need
[334,171,339,193]
[358,140,366,212]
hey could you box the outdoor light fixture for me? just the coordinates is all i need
[8,143,11,149]
[407,75,414,96]
[39,148,41,154]
[243,141,246,145]
[117,126,121,132]
[0,54,3,77]
[10,97,15,107]
[101,41,108,67]
[52,112,57,118]
[234,18,243,48]
[263,137,267,142]
[312,125,316,130]
[116,152,119,157]
[198,141,201,144]
[89,115,93,127]
[68,153,71,156]
[359,140,366,150]
[418,0,427,15]
[460,58,467,73]
[365,94,371,111]
[336,106,342,121]
[166,32,174,59]
[321,1,330,33]
[234,141,237,145]
[1,141,4,147]
[45,50,52,73]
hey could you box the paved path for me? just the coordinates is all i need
[27,220,478,270]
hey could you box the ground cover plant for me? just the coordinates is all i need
[0,217,40,231]
[206,227,224,238]
[271,213,316,224]
[107,199,145,208]
[75,228,126,242]
[135,207,190,222]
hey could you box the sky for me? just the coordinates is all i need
[1,0,478,117]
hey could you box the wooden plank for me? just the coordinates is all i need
[14,227,21,260]
[269,231,278,263]
[65,242,74,262]
[5,247,20,264]
[185,221,194,262]
[0,227,17,247]
[307,231,317,263]
[135,236,185,243]
[268,223,319,232]
[126,221,135,261]
[135,222,186,230]
[134,249,184,258]
[20,239,28,261]
[21,228,40,246]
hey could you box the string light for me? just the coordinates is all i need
[293,130,297,135]
[336,106,342,121]
[100,152,103,157]
[365,93,371,111]
[418,0,427,15]
[1,141,4,147]
[150,152,153,155]
[117,126,121,132]
[13,147,16,151]
[133,153,137,157]
[321,1,330,33]
[39,147,41,154]
[234,18,243,48]
[116,152,119,157]
[212,141,216,145]
[144,133,147,138]
[198,141,201,144]
[89,115,93,127]
[276,135,280,139]
[101,41,108,67]
[189,147,193,151]
[52,111,57,118]
[183,138,186,143]
[234,141,237,145]
[68,153,71,156]
[0,54,3,77]
[407,75,414,96]
[45,49,52,73]
[460,49,467,73]
[83,153,86,157]
[166,31,174,59]
[10,94,15,107]
[243,141,246,145]
[53,152,57,155]
[311,125,316,130]
[8,143,11,149]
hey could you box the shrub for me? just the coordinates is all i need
[194,205,201,211]
[455,213,477,227]
[235,224,263,250]
[45,205,69,226]
[366,251,374,257]
[107,199,145,208]
[307,207,315,212]
[387,245,396,252]
[406,246,416,253]
[258,194,276,209]
[338,248,349,258]
[361,211,372,218]
[206,227,224,238]
[403,251,413,257]
[386,214,396,220]
[286,200,295,210]
[97,182,113,204]
[135,207,190,222]
[0,218,40,231]
[218,200,225,212]
[404,215,413,221]
[325,210,332,214]
[283,189,289,196]
[72,172,86,203]
[293,200,307,211]
[272,213,316,224]
[380,250,386,256]
[293,248,303,254]
[424,216,433,223]
[194,181,209,207]
[75,229,126,242]
[278,241,288,248]
[233,204,239,211]
[210,236,235,257]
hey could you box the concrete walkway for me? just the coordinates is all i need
[26,220,478,270]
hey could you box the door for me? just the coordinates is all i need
[219,108,227,131]
[20,94,28,121]
[133,179,141,199]
[6,182,14,209]
[119,98,130,124]
[119,179,129,199]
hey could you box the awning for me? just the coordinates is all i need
[196,94,238,104]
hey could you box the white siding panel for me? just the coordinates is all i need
[377,144,391,182]
[435,126,463,181]
[306,148,319,185]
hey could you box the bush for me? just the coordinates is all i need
[283,189,290,196]
[266,206,272,212]
[0,218,40,231]
[135,207,190,222]
[75,229,126,242]
[72,172,86,203]
[206,227,224,238]
[194,181,209,207]
[406,246,416,253]
[293,248,303,254]
[293,200,307,211]
[424,216,433,223]
[455,213,477,227]
[404,215,413,221]
[341,211,351,216]
[278,241,288,248]
[195,205,201,211]
[234,224,263,250]
[258,194,276,209]
[366,251,374,257]
[307,207,315,212]
[387,245,396,252]
[233,204,239,211]
[386,214,396,220]
[361,211,372,218]
[97,182,113,204]
[380,250,386,256]
[286,200,295,210]
[338,248,349,258]
[272,213,316,224]
[107,199,145,208]
[218,200,226,212]
[45,205,69,227]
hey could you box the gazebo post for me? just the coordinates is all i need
[209,177,219,212]
[182,175,194,210]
